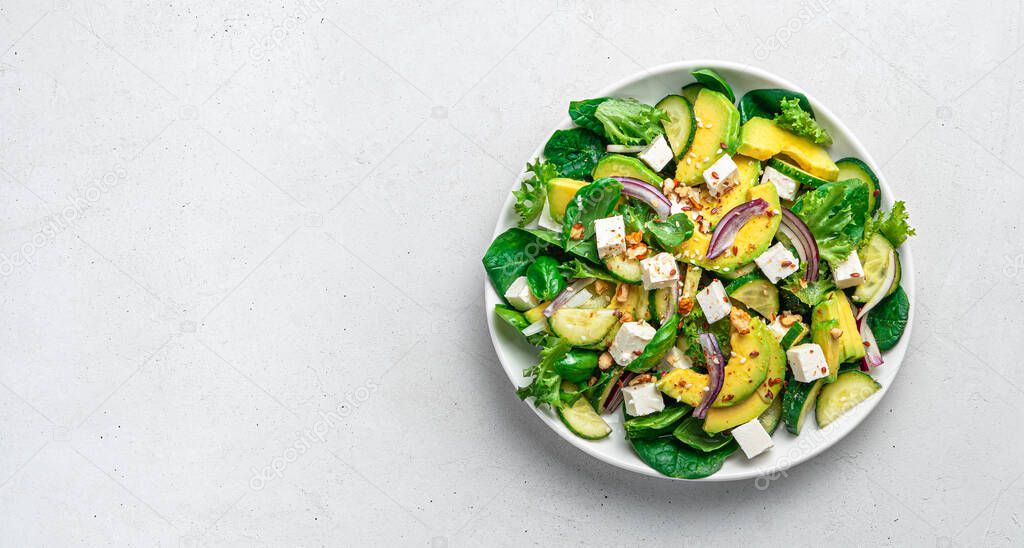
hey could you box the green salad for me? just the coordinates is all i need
[483,68,914,479]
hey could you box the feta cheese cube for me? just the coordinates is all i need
[761,165,799,201]
[536,200,562,232]
[658,346,694,373]
[504,276,539,311]
[786,343,830,383]
[638,135,674,172]
[622,382,666,417]
[640,252,680,290]
[731,419,774,458]
[594,215,627,259]
[767,316,790,341]
[695,279,731,324]
[833,250,866,289]
[754,242,800,283]
[702,153,739,197]
[609,321,657,366]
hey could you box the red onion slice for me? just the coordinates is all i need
[858,315,883,369]
[543,277,595,318]
[706,199,770,259]
[610,176,672,220]
[693,333,726,419]
[603,371,637,414]
[780,209,819,282]
[856,248,896,320]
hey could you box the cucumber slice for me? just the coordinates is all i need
[767,157,830,189]
[779,323,808,349]
[782,378,823,435]
[757,393,784,435]
[604,254,643,283]
[649,287,675,324]
[592,367,624,411]
[549,308,618,346]
[680,83,704,103]
[674,89,741,184]
[853,233,897,303]
[656,95,696,159]
[836,157,880,213]
[726,273,779,319]
[815,370,881,428]
[558,382,612,439]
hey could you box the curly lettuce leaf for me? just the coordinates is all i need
[594,98,667,146]
[791,179,870,269]
[559,259,619,282]
[865,200,916,247]
[513,161,558,227]
[516,338,572,408]
[774,97,832,146]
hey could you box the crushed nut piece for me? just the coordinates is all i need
[830,327,843,339]
[677,297,694,316]
[569,223,584,240]
[730,308,752,335]
[630,373,655,386]
[615,284,630,303]
[625,242,649,260]
[587,376,598,386]
[619,310,634,323]
[779,313,800,327]
[598,352,614,370]
[593,279,610,295]
[625,231,644,245]
[662,178,677,195]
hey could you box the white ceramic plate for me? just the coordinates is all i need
[484,60,914,482]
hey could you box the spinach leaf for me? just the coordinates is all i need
[526,256,566,300]
[647,214,694,251]
[738,89,814,124]
[627,312,679,372]
[624,405,690,439]
[512,160,558,227]
[630,435,738,479]
[522,228,601,264]
[559,259,619,282]
[482,228,556,295]
[618,201,656,234]
[516,338,572,408]
[791,179,870,269]
[594,98,667,146]
[865,201,916,247]
[774,97,832,146]
[561,178,622,247]
[494,304,547,346]
[553,349,599,384]
[569,98,610,136]
[543,128,605,179]
[867,286,909,351]
[691,68,735,103]
[672,416,733,452]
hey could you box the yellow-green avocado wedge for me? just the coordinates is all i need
[545,178,587,222]
[702,326,787,433]
[674,180,781,273]
[674,88,741,184]
[736,117,839,181]
[811,290,865,382]
[657,318,775,409]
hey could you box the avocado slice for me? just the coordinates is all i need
[811,290,865,382]
[592,154,663,186]
[675,181,782,273]
[702,327,787,434]
[657,319,775,408]
[736,117,839,181]
[674,89,741,184]
[545,178,587,222]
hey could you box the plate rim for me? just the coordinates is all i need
[482,59,915,482]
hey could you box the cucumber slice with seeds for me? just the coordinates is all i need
[782,378,823,435]
[768,157,831,189]
[836,157,880,213]
[815,370,881,428]
[604,254,643,283]
[726,273,779,319]
[549,308,619,346]
[656,95,697,159]
[853,233,898,303]
[558,382,612,439]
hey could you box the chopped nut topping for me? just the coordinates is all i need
[587,376,598,386]
[779,313,800,327]
[569,223,584,240]
[830,327,843,339]
[598,352,614,370]
[619,310,634,323]
[730,308,752,335]
[662,178,677,195]
[615,284,630,303]
[677,297,694,316]
[625,231,644,245]
[625,242,649,260]
[630,373,655,386]
[593,279,610,295]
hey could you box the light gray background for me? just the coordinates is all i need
[0,1,1021,546]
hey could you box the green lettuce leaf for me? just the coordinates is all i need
[594,98,667,146]
[569,98,610,136]
[559,259,619,282]
[512,161,558,227]
[791,179,870,269]
[774,97,833,146]
[865,200,916,247]
[516,338,573,408]
[781,263,836,307]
